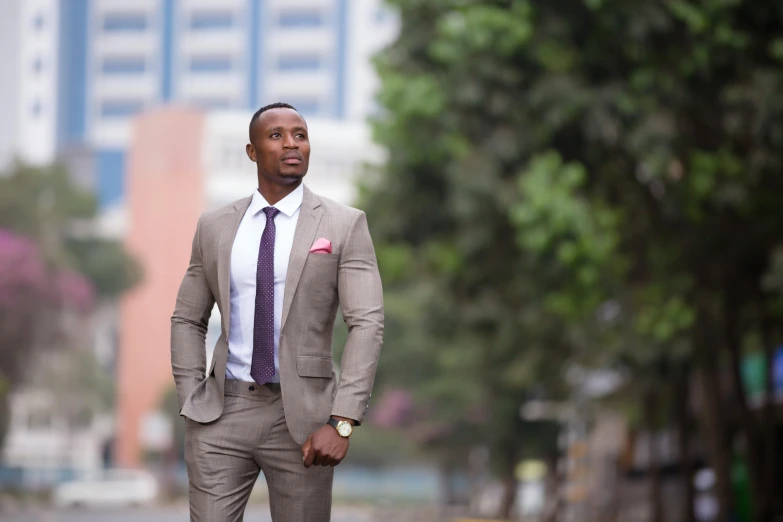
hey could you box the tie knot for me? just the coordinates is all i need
[263,207,280,220]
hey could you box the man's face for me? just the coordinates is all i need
[246,108,310,184]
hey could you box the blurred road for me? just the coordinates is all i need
[0,505,376,522]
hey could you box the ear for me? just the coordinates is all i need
[246,143,256,163]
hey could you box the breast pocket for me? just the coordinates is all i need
[299,253,339,312]
[302,254,339,290]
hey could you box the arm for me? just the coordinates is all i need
[331,211,384,423]
[303,211,384,467]
[170,215,215,412]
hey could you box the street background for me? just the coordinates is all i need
[1,0,783,521]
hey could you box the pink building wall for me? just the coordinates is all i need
[116,108,206,467]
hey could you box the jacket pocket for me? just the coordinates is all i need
[296,355,333,378]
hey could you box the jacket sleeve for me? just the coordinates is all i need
[331,211,384,424]
[170,215,215,412]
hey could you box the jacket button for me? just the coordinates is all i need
[249,385,255,391]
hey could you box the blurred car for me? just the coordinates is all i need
[53,469,159,508]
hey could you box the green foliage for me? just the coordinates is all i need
[366,1,783,512]
[0,162,141,448]
[0,162,141,298]
[67,239,141,299]
[0,163,96,237]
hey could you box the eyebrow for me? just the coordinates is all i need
[267,126,308,133]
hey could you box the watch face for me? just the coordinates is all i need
[337,422,352,437]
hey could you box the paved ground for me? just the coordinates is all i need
[0,505,379,522]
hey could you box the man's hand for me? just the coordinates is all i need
[301,418,353,468]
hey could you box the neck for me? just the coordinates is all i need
[257,178,302,206]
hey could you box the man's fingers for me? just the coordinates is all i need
[303,445,316,468]
[304,432,349,468]
[322,452,338,466]
[313,451,325,466]
[311,445,323,466]
[304,451,315,468]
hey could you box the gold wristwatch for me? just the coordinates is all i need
[327,417,353,438]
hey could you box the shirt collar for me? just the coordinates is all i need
[249,183,304,218]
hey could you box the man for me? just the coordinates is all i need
[171,102,384,522]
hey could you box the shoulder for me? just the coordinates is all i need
[313,192,364,223]
[197,196,252,231]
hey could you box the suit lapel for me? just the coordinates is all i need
[217,196,252,335]
[282,185,323,329]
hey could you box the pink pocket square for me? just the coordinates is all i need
[309,238,332,254]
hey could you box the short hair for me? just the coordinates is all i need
[249,102,298,136]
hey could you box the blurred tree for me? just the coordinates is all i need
[0,229,94,447]
[368,0,783,519]
[0,162,141,298]
[364,1,579,516]
[0,231,61,385]
[0,162,141,447]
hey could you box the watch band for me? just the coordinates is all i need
[327,417,353,438]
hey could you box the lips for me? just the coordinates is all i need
[281,153,303,165]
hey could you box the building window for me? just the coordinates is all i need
[103,14,148,32]
[189,11,235,30]
[188,56,233,73]
[278,11,325,28]
[100,100,144,118]
[277,55,323,72]
[192,98,234,109]
[101,58,146,74]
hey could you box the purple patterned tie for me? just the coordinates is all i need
[251,206,280,385]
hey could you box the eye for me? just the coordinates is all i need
[296,133,307,139]
[270,132,281,138]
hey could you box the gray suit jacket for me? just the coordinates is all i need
[171,185,384,445]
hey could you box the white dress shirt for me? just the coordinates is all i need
[226,184,303,383]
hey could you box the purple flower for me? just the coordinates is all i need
[56,270,94,313]
[0,229,94,313]
[0,230,48,308]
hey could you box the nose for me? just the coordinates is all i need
[283,132,298,149]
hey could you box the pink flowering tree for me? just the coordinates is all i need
[0,229,94,443]
[0,163,138,451]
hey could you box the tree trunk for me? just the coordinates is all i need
[0,390,10,452]
[498,462,518,520]
[542,451,562,522]
[645,388,663,522]
[439,464,455,505]
[693,362,734,519]
[724,297,764,520]
[438,461,458,518]
[676,368,696,522]
[691,302,735,519]
[759,314,777,521]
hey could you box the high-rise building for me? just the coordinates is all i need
[1,0,396,195]
[0,0,60,170]
[57,0,397,208]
